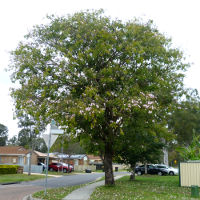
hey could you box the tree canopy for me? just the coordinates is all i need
[168,92,200,146]
[0,123,8,146]
[9,10,189,185]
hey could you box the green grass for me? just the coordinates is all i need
[33,184,86,200]
[0,174,45,184]
[90,175,194,200]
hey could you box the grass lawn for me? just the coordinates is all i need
[90,175,194,200]
[33,184,86,200]
[0,174,45,184]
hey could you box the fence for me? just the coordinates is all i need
[74,165,96,172]
[180,161,200,187]
[23,165,43,173]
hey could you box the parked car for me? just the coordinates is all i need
[135,164,168,176]
[38,162,46,171]
[48,162,71,173]
[155,164,178,175]
[60,162,74,172]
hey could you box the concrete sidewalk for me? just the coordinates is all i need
[63,175,127,200]
[23,172,62,177]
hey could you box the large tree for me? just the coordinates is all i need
[0,123,8,146]
[9,10,189,185]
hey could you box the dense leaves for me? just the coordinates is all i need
[9,10,189,185]
[0,123,8,146]
[168,95,200,146]
[176,134,200,161]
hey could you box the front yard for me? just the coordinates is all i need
[0,174,46,184]
[90,175,192,200]
[32,175,195,200]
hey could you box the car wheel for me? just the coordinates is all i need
[169,171,174,176]
[49,168,53,172]
[158,172,162,176]
[137,171,142,176]
[63,168,67,173]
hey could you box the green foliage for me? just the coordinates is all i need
[0,123,8,146]
[115,117,167,170]
[9,10,189,184]
[168,96,200,146]
[176,133,200,161]
[7,135,18,146]
[16,114,47,152]
[0,165,18,174]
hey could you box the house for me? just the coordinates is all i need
[50,153,89,166]
[87,155,102,164]
[87,154,103,170]
[0,146,57,166]
[31,150,57,165]
[0,146,28,165]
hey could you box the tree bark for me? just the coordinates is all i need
[130,164,136,181]
[104,142,114,186]
[144,162,147,174]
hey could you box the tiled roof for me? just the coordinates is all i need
[34,150,56,158]
[87,155,102,160]
[0,146,29,155]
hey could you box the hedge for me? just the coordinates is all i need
[0,165,18,174]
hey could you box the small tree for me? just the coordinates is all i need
[115,115,166,180]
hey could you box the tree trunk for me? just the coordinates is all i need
[104,143,114,186]
[144,162,147,174]
[28,149,32,176]
[163,147,169,166]
[130,164,136,181]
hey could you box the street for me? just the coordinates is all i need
[0,172,105,200]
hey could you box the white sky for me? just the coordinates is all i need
[0,0,200,138]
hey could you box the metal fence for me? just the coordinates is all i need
[180,161,200,187]
[23,165,43,173]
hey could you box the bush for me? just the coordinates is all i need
[0,165,18,174]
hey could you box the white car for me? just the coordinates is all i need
[155,164,178,176]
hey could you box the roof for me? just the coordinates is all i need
[34,150,56,158]
[87,155,102,160]
[0,146,29,155]
[50,153,87,159]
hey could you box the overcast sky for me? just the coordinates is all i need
[1,0,200,138]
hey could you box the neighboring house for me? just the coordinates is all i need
[0,146,28,165]
[87,154,103,170]
[51,153,89,166]
[33,150,56,165]
[87,155,103,164]
[0,146,57,166]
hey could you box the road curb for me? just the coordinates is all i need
[1,181,20,185]
[23,194,42,200]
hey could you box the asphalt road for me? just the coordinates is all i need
[0,172,104,200]
[21,172,105,188]
[0,172,128,200]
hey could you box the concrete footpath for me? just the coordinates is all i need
[63,175,126,200]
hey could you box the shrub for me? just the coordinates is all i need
[0,165,18,174]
